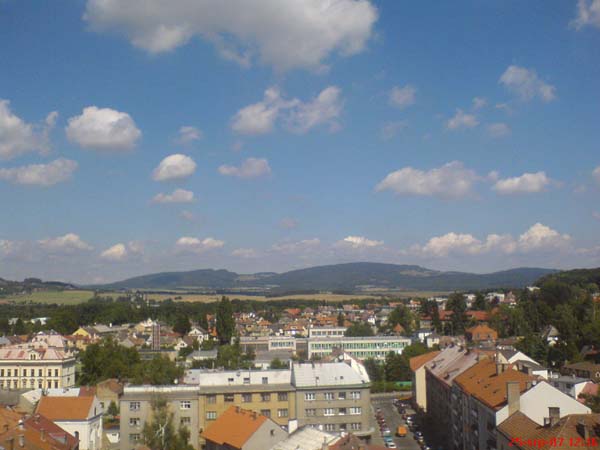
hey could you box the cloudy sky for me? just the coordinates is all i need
[1,0,599,284]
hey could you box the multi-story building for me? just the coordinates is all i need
[409,351,440,413]
[119,386,200,450]
[308,326,346,338]
[0,346,76,390]
[292,361,371,436]
[307,336,411,361]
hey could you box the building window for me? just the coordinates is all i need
[349,407,362,415]
[242,393,252,403]
[350,391,361,400]
[180,401,191,410]
[324,408,335,416]
[262,377,269,384]
[180,417,191,426]
[277,392,288,401]
[38,369,42,377]
[261,393,271,402]
[54,369,59,377]
[224,394,234,402]
[243,377,250,384]
[129,434,141,443]
[261,409,271,417]
[339,408,347,415]
[338,392,346,400]
[207,395,216,404]
[305,392,315,401]
[278,409,288,418]
[227,377,234,383]
[206,411,217,420]
[351,423,361,431]
[324,392,334,400]
[129,418,141,427]
[324,424,336,432]
[130,402,141,412]
[305,408,316,417]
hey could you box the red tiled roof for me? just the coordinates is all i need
[201,406,267,449]
[36,396,96,421]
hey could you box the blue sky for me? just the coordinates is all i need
[1,0,599,283]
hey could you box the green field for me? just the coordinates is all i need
[2,289,95,304]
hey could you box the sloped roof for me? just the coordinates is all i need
[269,426,339,450]
[36,396,95,421]
[201,406,268,449]
[409,351,440,372]
[454,359,534,410]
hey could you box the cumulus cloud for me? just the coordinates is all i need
[177,126,202,144]
[218,157,271,179]
[412,223,570,257]
[0,99,57,160]
[152,188,195,203]
[388,85,416,109]
[487,123,511,138]
[38,233,93,253]
[175,236,225,254]
[446,109,479,130]
[376,161,479,199]
[152,154,197,181]
[472,97,487,110]
[571,0,600,29]
[0,158,77,187]
[232,248,259,258]
[338,235,383,249]
[493,171,551,195]
[83,0,378,71]
[100,243,128,261]
[499,66,556,102]
[379,121,408,140]
[286,86,343,134]
[231,86,342,135]
[593,166,600,184]
[272,238,320,254]
[66,106,141,151]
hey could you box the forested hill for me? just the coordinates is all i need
[93,262,556,292]
[536,268,600,289]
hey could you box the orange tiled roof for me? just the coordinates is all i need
[201,406,267,449]
[410,351,441,372]
[454,359,534,410]
[36,396,95,421]
[0,407,22,432]
[466,324,497,335]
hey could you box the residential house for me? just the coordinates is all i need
[563,362,600,382]
[201,406,287,450]
[0,409,79,450]
[465,324,498,343]
[96,378,123,413]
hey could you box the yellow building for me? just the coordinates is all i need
[0,347,76,390]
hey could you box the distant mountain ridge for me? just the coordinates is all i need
[92,262,557,292]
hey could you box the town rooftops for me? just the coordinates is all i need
[269,426,339,450]
[409,351,441,372]
[425,345,482,386]
[498,412,600,449]
[201,406,269,449]
[36,396,98,421]
[292,362,370,388]
[25,413,79,449]
[454,359,535,410]
[564,362,600,373]
[0,347,72,360]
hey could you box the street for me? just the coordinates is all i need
[370,397,423,450]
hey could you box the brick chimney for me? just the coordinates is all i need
[507,382,520,416]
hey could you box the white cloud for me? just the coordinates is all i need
[339,235,383,249]
[499,66,556,102]
[376,161,479,199]
[517,223,571,252]
[218,157,271,179]
[232,248,259,258]
[493,171,551,195]
[571,0,600,30]
[175,236,225,254]
[177,126,202,144]
[593,166,600,184]
[472,97,487,110]
[487,123,511,138]
[286,86,343,134]
[83,0,378,71]
[152,154,197,181]
[100,243,128,261]
[0,158,78,187]
[152,188,195,203]
[379,121,407,140]
[412,223,570,257]
[0,99,57,160]
[38,233,93,253]
[593,211,600,221]
[66,106,141,151]
[389,85,416,109]
[280,218,298,229]
[446,109,479,130]
[272,238,320,254]
[231,86,342,135]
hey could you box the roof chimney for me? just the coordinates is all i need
[507,381,520,417]
[496,361,507,375]
[40,428,46,441]
[18,434,24,448]
[548,407,560,427]
[322,436,328,450]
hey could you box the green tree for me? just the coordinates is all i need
[472,293,487,310]
[446,293,468,335]
[269,358,288,369]
[384,352,410,381]
[107,401,119,418]
[0,317,9,334]
[216,297,235,345]
[79,338,141,385]
[337,312,345,326]
[134,356,183,385]
[142,398,194,450]
[12,318,27,335]
[387,305,416,334]
[173,315,191,336]
[363,358,383,382]
[344,322,374,337]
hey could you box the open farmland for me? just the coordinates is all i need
[1,289,95,304]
